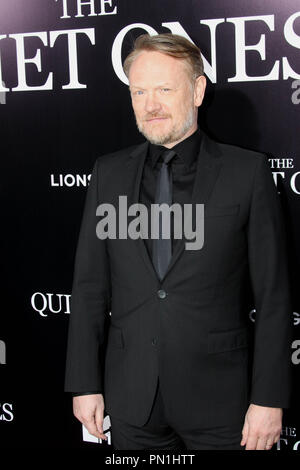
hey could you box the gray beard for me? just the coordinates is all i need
[135,107,195,146]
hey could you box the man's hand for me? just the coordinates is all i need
[73,394,108,441]
[241,404,282,450]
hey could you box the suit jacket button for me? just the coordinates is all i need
[157,289,167,299]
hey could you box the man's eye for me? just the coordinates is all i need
[161,88,170,92]
[135,90,144,95]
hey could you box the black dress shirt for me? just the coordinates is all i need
[139,126,202,261]
[72,126,202,397]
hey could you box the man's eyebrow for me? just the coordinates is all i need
[129,83,173,90]
[129,85,146,90]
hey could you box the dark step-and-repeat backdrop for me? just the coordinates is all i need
[0,0,299,451]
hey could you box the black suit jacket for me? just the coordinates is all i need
[64,131,293,428]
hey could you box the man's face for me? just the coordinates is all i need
[128,50,205,147]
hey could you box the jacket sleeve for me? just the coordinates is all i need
[247,153,293,409]
[64,157,111,393]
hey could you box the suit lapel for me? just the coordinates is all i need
[162,132,223,280]
[125,132,223,283]
[125,141,158,282]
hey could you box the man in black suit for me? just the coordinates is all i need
[64,33,292,450]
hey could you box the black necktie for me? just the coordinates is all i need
[152,149,177,281]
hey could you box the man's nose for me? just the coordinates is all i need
[144,91,161,113]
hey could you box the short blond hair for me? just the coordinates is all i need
[123,33,204,82]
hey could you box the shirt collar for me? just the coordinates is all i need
[148,126,202,170]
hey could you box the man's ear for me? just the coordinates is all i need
[194,75,206,107]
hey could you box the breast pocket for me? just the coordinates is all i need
[204,204,240,218]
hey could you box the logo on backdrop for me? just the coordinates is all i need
[31,292,71,317]
[50,173,91,187]
[50,161,300,198]
[268,157,300,195]
[0,6,300,93]
[0,340,6,365]
[0,403,14,422]
[277,426,300,450]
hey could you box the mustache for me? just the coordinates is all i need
[144,114,170,120]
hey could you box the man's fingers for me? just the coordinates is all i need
[73,395,108,440]
[273,434,281,445]
[247,435,274,450]
[265,439,274,450]
[256,436,268,450]
[240,421,249,446]
[245,433,258,450]
[95,404,108,440]
[84,417,106,440]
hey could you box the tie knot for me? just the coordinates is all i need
[161,149,176,165]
